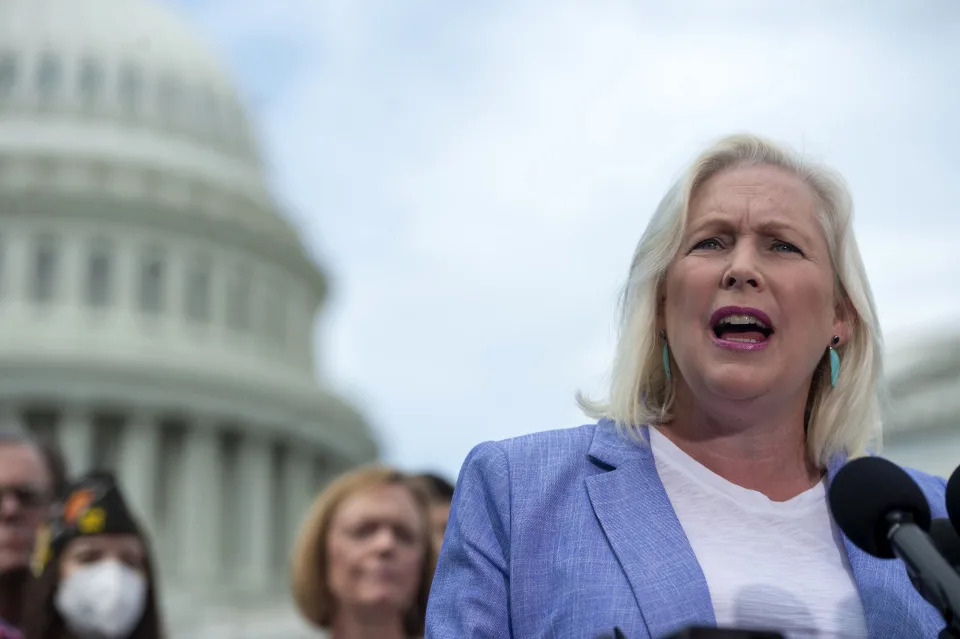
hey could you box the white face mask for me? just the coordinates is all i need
[54,559,147,639]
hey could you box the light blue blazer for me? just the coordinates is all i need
[425,420,949,638]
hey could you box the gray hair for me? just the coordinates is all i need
[0,424,35,444]
[0,423,69,497]
[578,133,883,466]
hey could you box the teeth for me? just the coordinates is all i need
[717,314,769,329]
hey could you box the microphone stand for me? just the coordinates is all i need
[886,512,960,638]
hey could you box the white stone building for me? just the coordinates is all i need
[0,0,377,634]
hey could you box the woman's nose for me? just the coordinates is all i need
[371,527,397,552]
[721,245,763,290]
[0,491,24,519]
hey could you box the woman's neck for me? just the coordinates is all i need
[663,386,822,502]
[330,608,408,639]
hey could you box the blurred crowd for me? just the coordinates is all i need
[0,427,454,639]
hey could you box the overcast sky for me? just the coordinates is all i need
[167,0,960,481]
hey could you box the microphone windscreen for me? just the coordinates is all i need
[930,518,960,567]
[945,465,960,535]
[828,456,931,558]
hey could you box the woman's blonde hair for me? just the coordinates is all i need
[290,465,436,636]
[578,133,883,466]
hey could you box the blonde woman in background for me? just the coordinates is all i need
[291,466,435,639]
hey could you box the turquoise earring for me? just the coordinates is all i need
[660,330,671,382]
[829,335,840,388]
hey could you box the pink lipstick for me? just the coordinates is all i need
[709,306,774,351]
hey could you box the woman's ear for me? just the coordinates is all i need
[832,296,856,346]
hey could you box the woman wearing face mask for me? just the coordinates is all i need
[20,472,163,639]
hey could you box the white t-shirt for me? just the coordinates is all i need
[649,426,869,638]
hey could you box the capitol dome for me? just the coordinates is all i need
[0,0,377,634]
[0,0,298,239]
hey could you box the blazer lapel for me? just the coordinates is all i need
[586,422,715,638]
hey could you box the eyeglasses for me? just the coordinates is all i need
[0,484,51,510]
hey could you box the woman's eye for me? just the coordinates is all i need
[394,527,416,544]
[692,238,723,250]
[772,240,802,254]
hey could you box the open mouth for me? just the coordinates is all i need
[710,308,774,344]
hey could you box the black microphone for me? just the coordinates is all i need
[944,465,960,536]
[931,518,960,569]
[829,456,960,634]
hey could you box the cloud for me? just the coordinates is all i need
[171,0,960,479]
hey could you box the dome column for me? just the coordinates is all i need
[285,446,315,554]
[116,410,160,530]
[0,402,23,433]
[1,234,27,306]
[237,430,273,589]
[177,418,222,584]
[57,407,95,476]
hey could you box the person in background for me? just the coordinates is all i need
[408,473,454,553]
[291,466,436,639]
[21,472,163,639]
[0,431,63,635]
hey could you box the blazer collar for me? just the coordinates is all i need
[586,420,715,638]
